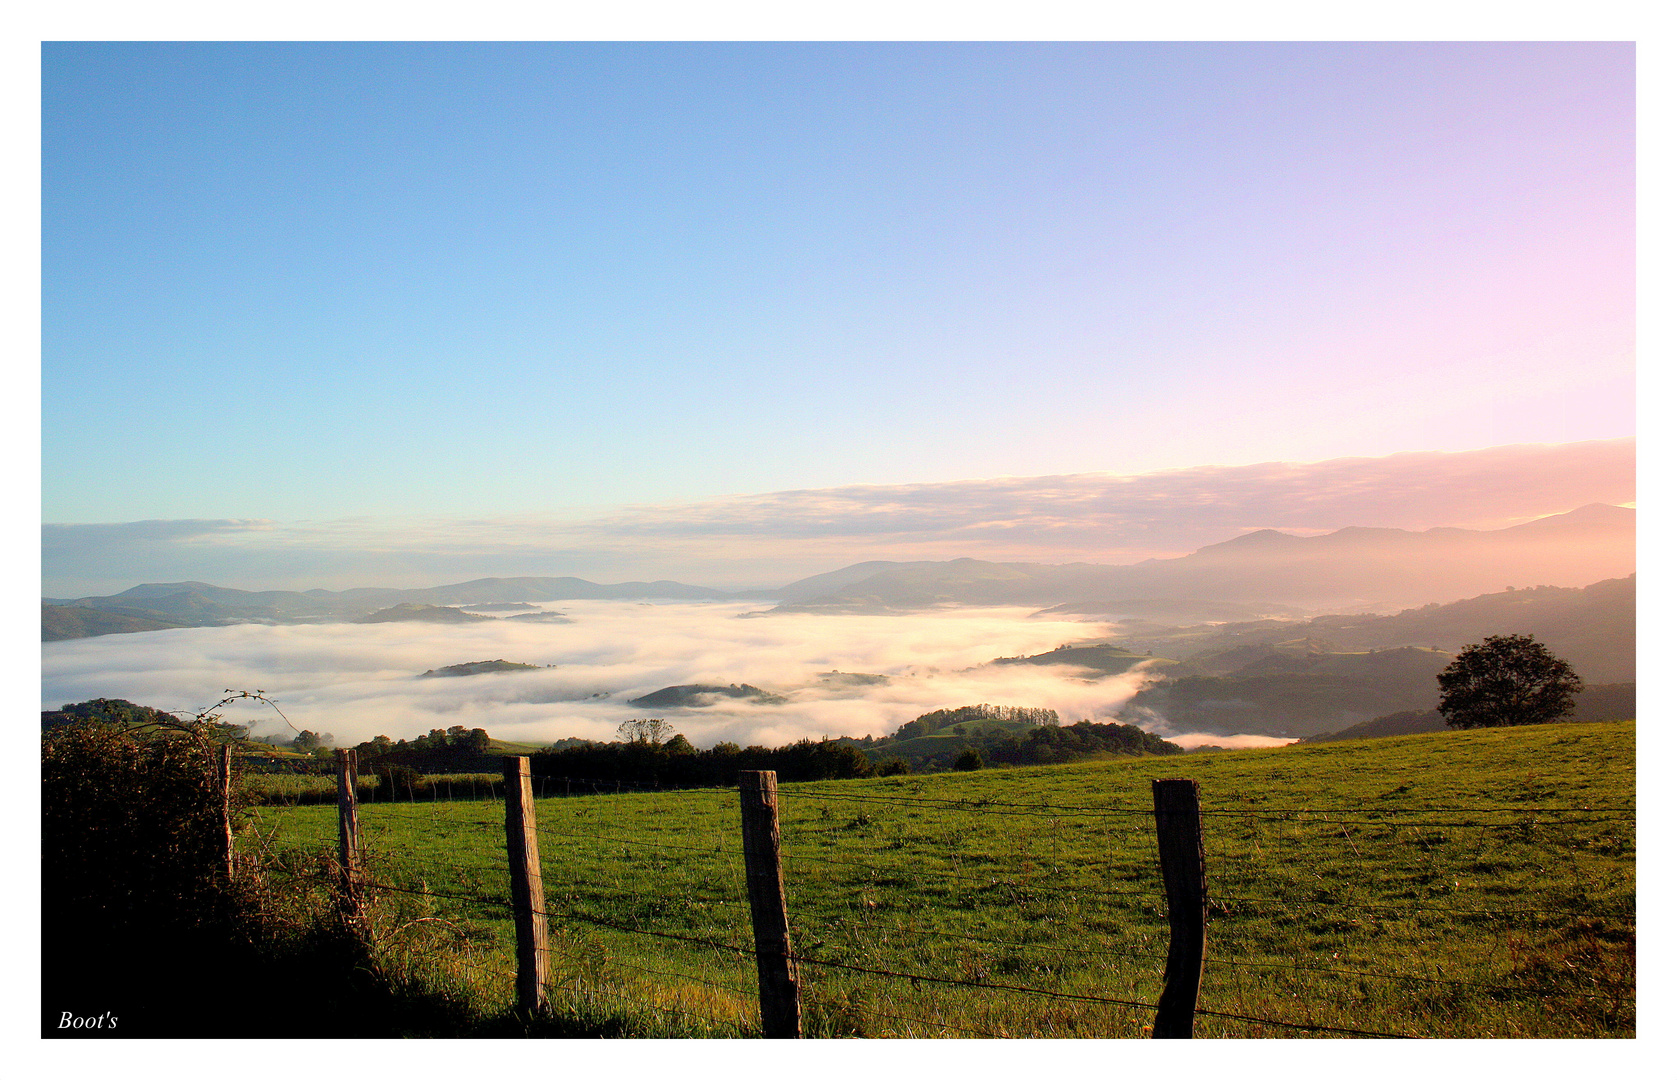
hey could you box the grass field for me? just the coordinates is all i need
[243,721,1635,1038]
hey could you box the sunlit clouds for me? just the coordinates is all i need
[42,439,1634,597]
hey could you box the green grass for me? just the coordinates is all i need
[243,721,1634,1038]
[242,771,506,803]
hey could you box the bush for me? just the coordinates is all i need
[373,762,424,800]
[41,720,465,1036]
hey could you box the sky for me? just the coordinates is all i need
[43,41,1635,566]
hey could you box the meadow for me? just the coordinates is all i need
[244,721,1635,1038]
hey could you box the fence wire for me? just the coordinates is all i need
[242,768,1633,1039]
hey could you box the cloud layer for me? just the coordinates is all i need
[41,601,1175,749]
[42,439,1633,596]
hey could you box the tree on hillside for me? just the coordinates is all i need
[1437,634,1582,729]
[292,729,330,751]
[617,718,675,745]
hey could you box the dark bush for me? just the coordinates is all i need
[41,720,465,1037]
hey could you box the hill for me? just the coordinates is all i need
[627,683,789,708]
[991,642,1163,677]
[41,603,189,641]
[357,604,494,624]
[845,703,1181,771]
[1299,682,1636,743]
[246,722,1633,1037]
[420,659,545,677]
[1118,646,1456,739]
[1128,576,1632,683]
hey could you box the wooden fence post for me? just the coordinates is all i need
[1151,778,1207,1038]
[738,770,801,1038]
[503,756,550,1016]
[215,744,235,881]
[335,748,361,913]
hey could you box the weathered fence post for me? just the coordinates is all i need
[503,756,550,1016]
[1152,778,1207,1038]
[738,770,801,1038]
[335,748,361,913]
[215,743,235,881]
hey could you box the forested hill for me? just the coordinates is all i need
[42,576,745,639]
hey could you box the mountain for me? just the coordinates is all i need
[772,505,1632,614]
[41,505,1632,640]
[42,575,739,640]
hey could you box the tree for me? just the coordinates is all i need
[1436,634,1582,729]
[617,718,675,745]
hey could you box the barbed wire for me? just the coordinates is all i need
[1204,892,1634,919]
[238,764,1630,1040]
[1187,1004,1414,1038]
[1202,956,1624,1002]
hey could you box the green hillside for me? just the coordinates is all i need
[250,721,1634,1038]
[991,642,1164,676]
[41,604,189,641]
[420,659,544,677]
[1120,646,1455,738]
[358,604,493,624]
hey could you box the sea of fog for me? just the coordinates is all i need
[40,600,1293,750]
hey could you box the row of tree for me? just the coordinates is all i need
[531,734,882,787]
[892,703,1060,740]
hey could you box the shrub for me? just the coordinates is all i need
[41,719,461,1036]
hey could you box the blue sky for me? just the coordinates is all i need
[44,41,1634,534]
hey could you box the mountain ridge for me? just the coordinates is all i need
[42,504,1631,640]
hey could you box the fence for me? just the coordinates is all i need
[240,752,1635,1038]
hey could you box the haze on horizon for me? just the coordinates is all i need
[43,438,1635,598]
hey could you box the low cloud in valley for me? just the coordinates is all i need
[41,601,1177,750]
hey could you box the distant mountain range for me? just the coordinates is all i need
[768,503,1633,614]
[42,576,743,640]
[42,504,1631,641]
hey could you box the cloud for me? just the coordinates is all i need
[42,519,276,558]
[41,438,1633,595]
[40,601,1168,749]
[591,438,1634,544]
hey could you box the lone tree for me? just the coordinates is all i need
[1437,634,1583,729]
[617,718,675,745]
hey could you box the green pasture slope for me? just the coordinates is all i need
[247,721,1634,1038]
